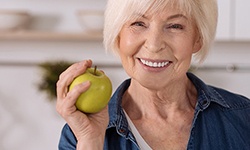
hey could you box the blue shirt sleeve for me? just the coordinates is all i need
[58,124,77,150]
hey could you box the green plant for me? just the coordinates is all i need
[37,60,72,101]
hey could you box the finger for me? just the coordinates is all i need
[57,60,92,100]
[59,60,92,86]
[60,60,92,80]
[57,81,91,117]
[65,81,91,107]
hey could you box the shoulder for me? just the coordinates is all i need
[210,86,250,107]
[187,72,250,110]
[210,86,250,109]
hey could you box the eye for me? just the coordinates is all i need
[168,24,184,30]
[131,21,146,27]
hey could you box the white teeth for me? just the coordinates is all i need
[140,59,169,68]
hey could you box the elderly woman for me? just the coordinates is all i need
[56,0,250,149]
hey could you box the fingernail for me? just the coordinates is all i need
[77,61,84,69]
[82,81,91,86]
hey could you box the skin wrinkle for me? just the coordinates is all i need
[117,4,201,149]
[120,11,200,116]
[122,76,197,120]
[56,1,221,149]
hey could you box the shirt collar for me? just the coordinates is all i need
[107,73,230,128]
[187,72,230,109]
[107,79,131,136]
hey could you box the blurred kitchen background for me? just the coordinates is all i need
[0,0,249,150]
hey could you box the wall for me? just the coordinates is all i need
[194,42,250,98]
[0,40,128,150]
[0,0,107,32]
[0,1,250,150]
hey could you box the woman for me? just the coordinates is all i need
[56,0,250,149]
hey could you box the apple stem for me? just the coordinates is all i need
[94,66,97,75]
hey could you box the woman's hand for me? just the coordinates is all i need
[56,60,109,149]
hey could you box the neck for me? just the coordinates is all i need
[122,76,197,120]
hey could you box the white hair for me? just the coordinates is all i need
[103,0,218,63]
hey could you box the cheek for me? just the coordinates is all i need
[172,39,193,57]
[172,42,195,71]
[118,33,139,57]
[118,36,134,65]
[179,34,198,55]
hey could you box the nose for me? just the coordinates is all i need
[144,28,166,52]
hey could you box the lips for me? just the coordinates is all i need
[139,58,171,68]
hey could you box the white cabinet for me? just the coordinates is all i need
[216,0,250,41]
[235,0,250,40]
[216,0,232,40]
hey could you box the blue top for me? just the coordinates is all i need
[58,73,250,150]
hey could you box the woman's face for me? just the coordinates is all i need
[118,6,201,89]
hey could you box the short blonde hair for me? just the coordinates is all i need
[103,0,218,63]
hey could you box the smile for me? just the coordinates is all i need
[139,58,170,68]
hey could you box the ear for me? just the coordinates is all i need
[193,35,202,53]
[117,35,121,49]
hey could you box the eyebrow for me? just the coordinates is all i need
[136,13,187,20]
[131,13,188,22]
[167,14,188,20]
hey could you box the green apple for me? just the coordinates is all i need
[69,66,112,113]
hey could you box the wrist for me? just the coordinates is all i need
[76,135,105,150]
